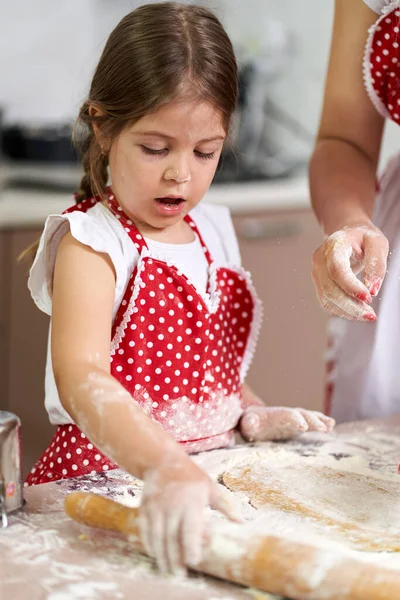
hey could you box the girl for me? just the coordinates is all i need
[27,2,334,574]
[309,0,400,422]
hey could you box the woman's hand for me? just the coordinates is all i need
[240,405,335,442]
[138,454,242,575]
[312,224,388,321]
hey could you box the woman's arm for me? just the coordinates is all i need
[310,0,383,233]
[51,232,240,574]
[309,0,389,319]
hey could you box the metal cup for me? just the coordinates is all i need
[0,411,24,527]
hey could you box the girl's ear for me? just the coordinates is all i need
[89,104,108,149]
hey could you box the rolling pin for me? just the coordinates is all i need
[65,491,400,600]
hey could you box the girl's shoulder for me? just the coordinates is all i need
[362,0,397,14]
[28,200,137,316]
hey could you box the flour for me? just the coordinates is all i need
[1,494,249,600]
[48,581,121,600]
[51,438,400,577]
[191,441,400,572]
[3,464,262,600]
[7,433,400,599]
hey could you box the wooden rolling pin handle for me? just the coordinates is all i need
[64,491,142,547]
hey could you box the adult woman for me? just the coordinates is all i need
[309,0,400,422]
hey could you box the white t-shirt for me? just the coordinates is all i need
[363,0,394,14]
[29,201,242,425]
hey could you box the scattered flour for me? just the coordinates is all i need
[5,432,400,599]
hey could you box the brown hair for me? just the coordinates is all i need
[20,2,238,263]
[74,1,238,203]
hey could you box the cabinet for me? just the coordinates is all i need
[232,208,328,412]
[0,232,11,414]
[0,229,54,476]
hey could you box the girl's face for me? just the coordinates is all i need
[108,98,226,239]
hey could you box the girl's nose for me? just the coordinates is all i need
[164,166,191,183]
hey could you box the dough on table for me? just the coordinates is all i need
[221,453,400,552]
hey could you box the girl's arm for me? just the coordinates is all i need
[51,232,240,574]
[52,232,178,478]
[309,0,388,320]
[239,383,334,441]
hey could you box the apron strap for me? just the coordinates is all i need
[106,188,214,265]
[107,191,148,254]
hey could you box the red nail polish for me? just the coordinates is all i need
[356,292,368,302]
[366,276,382,297]
[370,281,382,297]
[363,314,376,322]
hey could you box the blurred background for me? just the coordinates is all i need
[0,0,399,475]
[0,0,331,182]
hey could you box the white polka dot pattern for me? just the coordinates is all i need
[108,195,253,443]
[25,425,118,486]
[25,189,259,486]
[367,7,400,121]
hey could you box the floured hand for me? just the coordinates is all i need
[312,224,388,321]
[138,453,242,575]
[240,405,335,442]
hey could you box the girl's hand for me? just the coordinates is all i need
[240,405,335,442]
[312,224,388,321]
[138,454,242,575]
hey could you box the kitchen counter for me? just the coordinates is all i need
[0,162,310,229]
[2,417,400,600]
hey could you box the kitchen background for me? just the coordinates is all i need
[1,0,399,475]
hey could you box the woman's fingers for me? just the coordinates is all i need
[315,263,376,320]
[312,225,389,319]
[322,286,376,321]
[322,233,371,302]
[318,283,373,320]
[362,231,388,296]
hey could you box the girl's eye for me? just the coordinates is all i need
[195,150,217,160]
[141,146,168,156]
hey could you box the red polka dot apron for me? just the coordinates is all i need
[26,191,261,485]
[327,2,400,422]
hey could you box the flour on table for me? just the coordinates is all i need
[190,441,400,572]
[110,439,400,562]
[7,433,400,600]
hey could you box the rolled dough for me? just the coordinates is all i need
[222,454,400,552]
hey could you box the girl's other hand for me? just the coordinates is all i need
[240,405,335,442]
[138,454,242,575]
[312,224,388,321]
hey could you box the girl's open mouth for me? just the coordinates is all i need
[155,197,186,215]
[156,197,185,206]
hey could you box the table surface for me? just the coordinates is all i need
[2,416,400,600]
